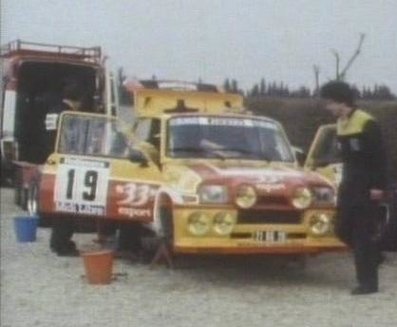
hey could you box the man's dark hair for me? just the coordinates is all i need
[62,81,83,101]
[320,80,355,107]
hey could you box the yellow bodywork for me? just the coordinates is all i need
[134,88,244,118]
[128,87,345,254]
[171,206,344,254]
[305,124,342,187]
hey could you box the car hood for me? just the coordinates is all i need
[163,161,331,194]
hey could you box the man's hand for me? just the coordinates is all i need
[370,189,384,201]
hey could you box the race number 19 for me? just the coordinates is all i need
[66,169,98,201]
[55,163,109,206]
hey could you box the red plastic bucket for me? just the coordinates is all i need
[81,250,114,285]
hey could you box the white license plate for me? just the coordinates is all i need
[253,231,286,243]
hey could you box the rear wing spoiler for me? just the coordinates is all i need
[126,82,244,117]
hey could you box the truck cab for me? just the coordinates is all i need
[0,40,118,186]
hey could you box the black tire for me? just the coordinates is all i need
[160,206,173,245]
[14,170,22,206]
[20,187,28,211]
[140,206,174,265]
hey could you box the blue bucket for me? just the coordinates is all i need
[14,216,39,243]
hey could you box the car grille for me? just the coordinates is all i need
[256,196,289,206]
[237,210,302,224]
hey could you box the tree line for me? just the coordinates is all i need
[116,68,396,105]
[224,77,396,100]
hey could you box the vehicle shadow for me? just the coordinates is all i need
[150,252,352,292]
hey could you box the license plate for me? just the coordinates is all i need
[253,231,286,243]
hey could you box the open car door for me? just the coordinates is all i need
[304,124,341,187]
[305,124,397,251]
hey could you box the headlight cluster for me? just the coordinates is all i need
[308,213,333,236]
[235,185,257,208]
[311,187,336,205]
[291,187,312,209]
[187,212,236,236]
[199,185,228,204]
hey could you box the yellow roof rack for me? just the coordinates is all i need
[126,80,244,117]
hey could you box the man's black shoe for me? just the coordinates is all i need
[351,286,378,295]
[376,253,386,266]
[55,248,80,257]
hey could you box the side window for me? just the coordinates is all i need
[58,116,86,154]
[313,129,341,164]
[134,119,152,142]
[134,118,161,149]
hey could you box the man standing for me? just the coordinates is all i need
[46,81,83,256]
[320,80,387,295]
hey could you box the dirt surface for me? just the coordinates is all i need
[1,188,396,327]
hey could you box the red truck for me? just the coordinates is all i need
[0,40,119,208]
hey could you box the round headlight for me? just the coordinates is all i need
[291,187,312,209]
[235,185,257,208]
[187,212,211,236]
[213,212,236,235]
[309,213,331,236]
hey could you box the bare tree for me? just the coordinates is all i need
[330,33,366,81]
[331,49,340,80]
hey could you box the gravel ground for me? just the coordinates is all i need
[1,187,396,327]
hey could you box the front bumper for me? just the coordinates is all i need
[174,236,346,254]
[172,206,347,255]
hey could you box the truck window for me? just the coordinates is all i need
[15,62,98,163]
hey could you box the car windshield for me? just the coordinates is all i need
[58,114,130,158]
[167,116,294,162]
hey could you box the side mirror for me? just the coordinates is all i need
[129,149,149,167]
[292,146,307,166]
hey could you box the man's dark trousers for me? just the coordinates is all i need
[336,202,379,290]
[50,218,76,253]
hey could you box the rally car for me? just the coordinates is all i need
[126,81,346,255]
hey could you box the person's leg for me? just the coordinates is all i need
[50,218,77,256]
[351,205,379,294]
[335,205,354,247]
[117,223,143,254]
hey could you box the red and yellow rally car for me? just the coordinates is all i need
[129,81,345,255]
[31,81,346,257]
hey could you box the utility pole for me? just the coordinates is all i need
[313,65,320,96]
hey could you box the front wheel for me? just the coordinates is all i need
[160,206,173,245]
[141,206,174,266]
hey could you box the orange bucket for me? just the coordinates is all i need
[81,249,114,285]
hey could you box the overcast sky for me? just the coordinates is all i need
[2,0,396,93]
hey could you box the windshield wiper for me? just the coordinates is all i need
[171,147,226,159]
[221,148,272,161]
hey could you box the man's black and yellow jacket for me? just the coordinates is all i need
[336,109,387,206]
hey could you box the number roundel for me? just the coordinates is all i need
[55,162,110,207]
